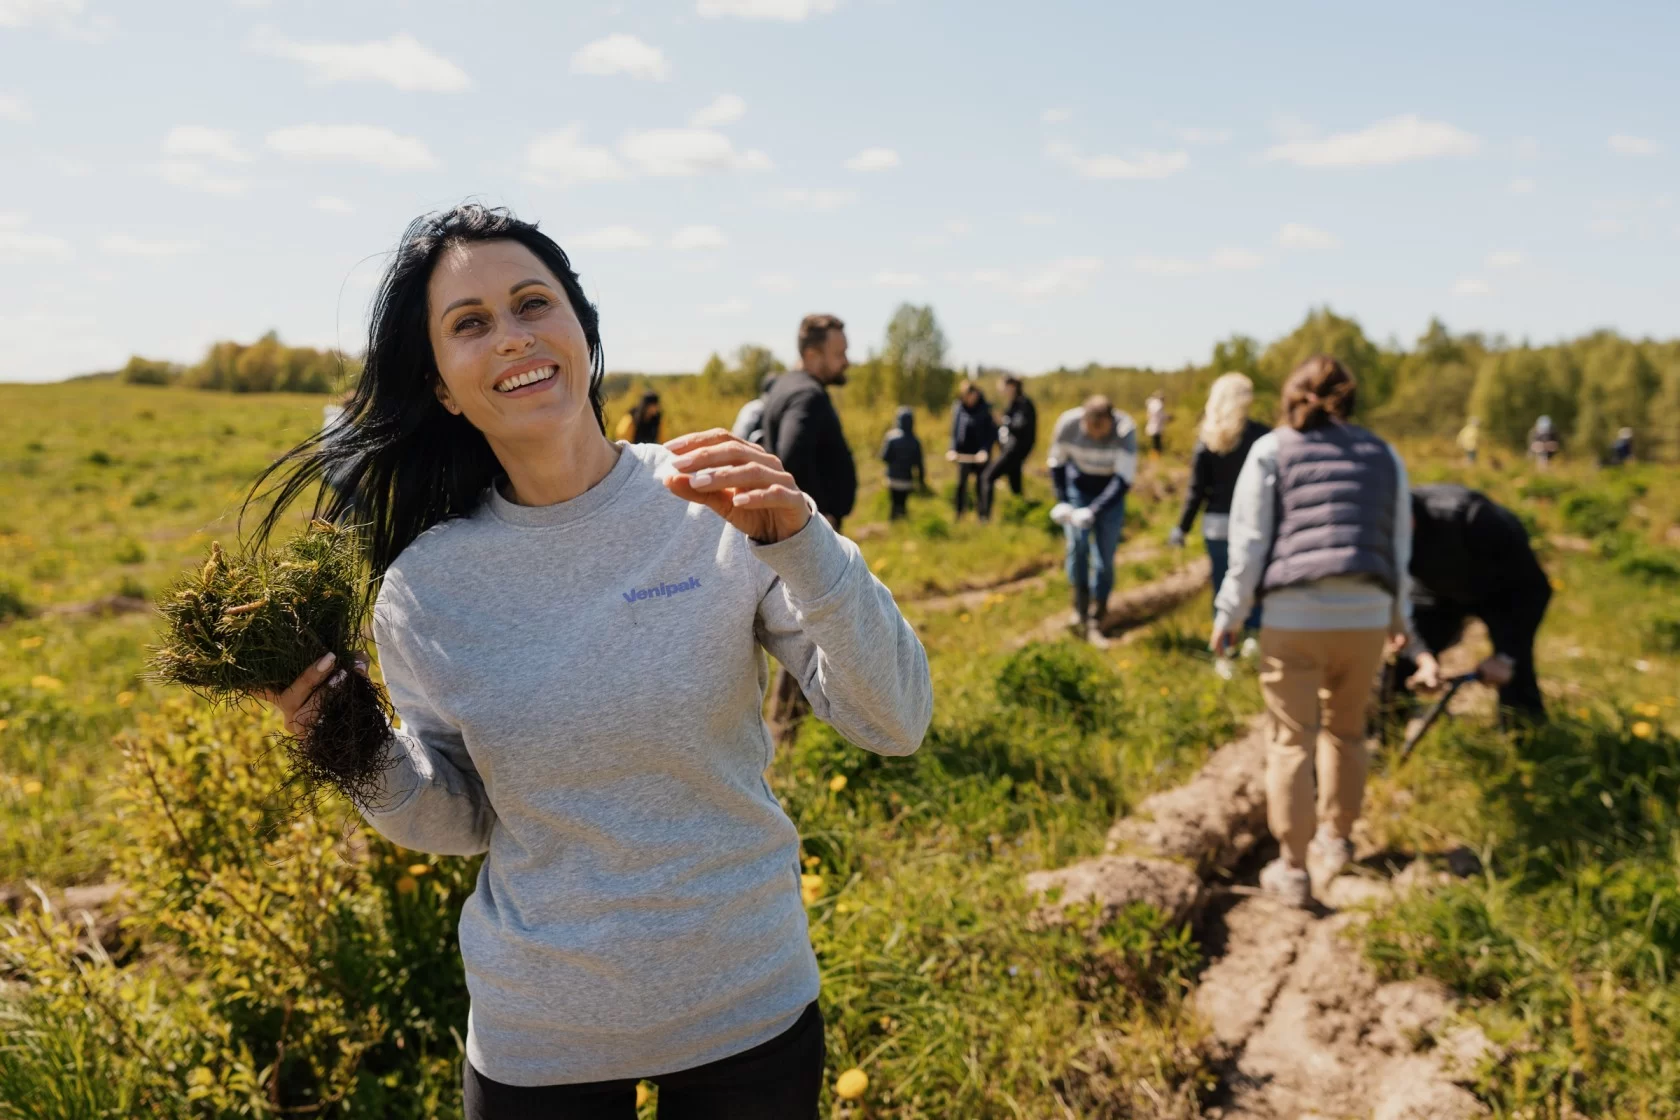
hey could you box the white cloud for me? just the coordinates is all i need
[571,33,671,81]
[266,124,437,171]
[1020,212,1056,227]
[525,126,625,187]
[972,256,1103,299]
[0,228,71,259]
[100,234,201,256]
[1041,108,1071,124]
[619,129,771,175]
[945,219,972,236]
[569,225,654,251]
[701,297,750,316]
[0,211,24,227]
[0,0,105,36]
[1047,142,1188,180]
[154,160,249,194]
[696,0,837,19]
[873,270,924,288]
[163,125,251,163]
[1608,133,1661,157]
[1486,250,1525,269]
[669,224,728,251]
[313,196,353,214]
[844,147,899,172]
[1133,255,1202,276]
[1179,127,1231,145]
[1264,114,1480,167]
[1509,177,1537,195]
[757,272,795,291]
[0,94,31,122]
[913,217,973,249]
[248,29,470,92]
[1276,222,1339,249]
[990,321,1024,336]
[1588,217,1627,236]
[1210,247,1263,271]
[773,187,857,210]
[1453,276,1489,296]
[691,93,745,127]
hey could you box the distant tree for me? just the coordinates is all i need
[182,331,345,394]
[1573,335,1660,460]
[881,303,953,411]
[699,351,729,396]
[1209,334,1262,380]
[1469,347,1581,449]
[1259,307,1393,408]
[734,344,784,394]
[119,355,180,386]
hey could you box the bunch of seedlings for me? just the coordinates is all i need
[151,520,394,805]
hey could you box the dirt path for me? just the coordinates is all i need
[1030,727,1496,1119]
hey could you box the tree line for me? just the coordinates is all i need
[110,331,357,394]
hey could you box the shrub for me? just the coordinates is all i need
[86,450,113,467]
[117,575,147,600]
[1643,610,1680,654]
[913,511,951,540]
[0,582,28,622]
[113,537,146,565]
[1560,490,1627,538]
[995,642,1119,732]
[131,489,160,508]
[1618,549,1680,584]
[0,700,476,1117]
[1519,475,1572,502]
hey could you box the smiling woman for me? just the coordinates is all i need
[242,203,932,1120]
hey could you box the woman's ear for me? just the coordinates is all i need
[433,378,463,416]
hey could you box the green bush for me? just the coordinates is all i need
[113,537,146,565]
[1519,475,1572,502]
[0,700,476,1117]
[1560,490,1627,538]
[0,582,27,622]
[995,642,1119,732]
[1643,610,1680,654]
[1619,549,1680,584]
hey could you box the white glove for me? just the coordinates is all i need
[1048,502,1074,527]
[1070,507,1095,530]
[1167,527,1186,549]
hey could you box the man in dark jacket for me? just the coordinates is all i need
[947,380,998,519]
[879,406,924,520]
[759,314,855,530]
[1405,484,1551,717]
[981,375,1036,519]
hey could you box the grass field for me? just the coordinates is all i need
[2,376,1678,1117]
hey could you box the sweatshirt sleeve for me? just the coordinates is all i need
[361,574,496,856]
[752,516,932,757]
[1178,443,1209,534]
[1213,433,1278,634]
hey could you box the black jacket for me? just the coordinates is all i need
[1409,484,1550,614]
[760,370,856,521]
[950,396,998,456]
[998,393,1037,457]
[879,407,925,485]
[1177,419,1269,534]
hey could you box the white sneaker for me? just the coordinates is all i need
[1240,636,1260,661]
[1258,858,1312,908]
[1308,825,1355,883]
[1085,620,1112,650]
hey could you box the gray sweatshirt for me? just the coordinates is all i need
[365,442,932,1086]
[1213,429,1413,636]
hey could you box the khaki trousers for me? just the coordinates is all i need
[1258,627,1388,867]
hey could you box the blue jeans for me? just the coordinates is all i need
[1064,495,1126,618]
[1205,535,1261,630]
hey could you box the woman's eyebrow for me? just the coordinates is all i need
[442,296,485,316]
[509,278,550,295]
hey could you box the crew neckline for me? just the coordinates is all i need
[484,443,639,529]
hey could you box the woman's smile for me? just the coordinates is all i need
[493,358,560,395]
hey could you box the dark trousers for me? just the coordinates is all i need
[464,1002,824,1120]
[954,462,986,518]
[1412,591,1550,715]
[979,446,1028,519]
[888,487,910,520]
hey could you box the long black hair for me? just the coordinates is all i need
[247,204,605,576]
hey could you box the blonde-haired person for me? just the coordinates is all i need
[1211,356,1414,907]
[1170,372,1270,635]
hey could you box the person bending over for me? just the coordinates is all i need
[1046,395,1138,646]
[1404,483,1550,718]
[1211,356,1413,908]
[250,206,932,1119]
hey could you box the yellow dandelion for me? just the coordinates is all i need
[1634,702,1662,718]
[395,876,418,895]
[18,636,43,650]
[959,612,972,623]
[828,774,848,793]
[0,719,9,732]
[1159,686,1169,696]
[1117,659,1132,670]
[407,863,431,876]
[800,874,824,905]
[1575,707,1591,719]
[1550,578,1564,591]
[116,691,135,708]
[22,780,43,796]
[803,854,821,870]
[636,1083,651,1107]
[1632,721,1655,740]
[835,1068,868,1100]
[30,675,62,692]
[870,558,889,573]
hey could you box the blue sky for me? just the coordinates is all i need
[1,0,1675,382]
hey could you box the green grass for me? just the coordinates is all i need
[1,378,1678,1116]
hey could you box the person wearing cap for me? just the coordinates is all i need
[879,406,925,520]
[1528,415,1559,469]
[1609,427,1635,466]
[1046,395,1138,645]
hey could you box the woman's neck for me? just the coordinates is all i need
[494,421,620,508]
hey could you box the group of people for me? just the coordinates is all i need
[1456,413,1639,469]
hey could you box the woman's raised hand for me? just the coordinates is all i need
[662,429,812,545]
[253,650,372,737]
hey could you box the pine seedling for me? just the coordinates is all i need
[150,520,394,805]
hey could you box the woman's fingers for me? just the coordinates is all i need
[728,484,807,510]
[664,428,740,457]
[686,461,795,495]
[670,440,781,475]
